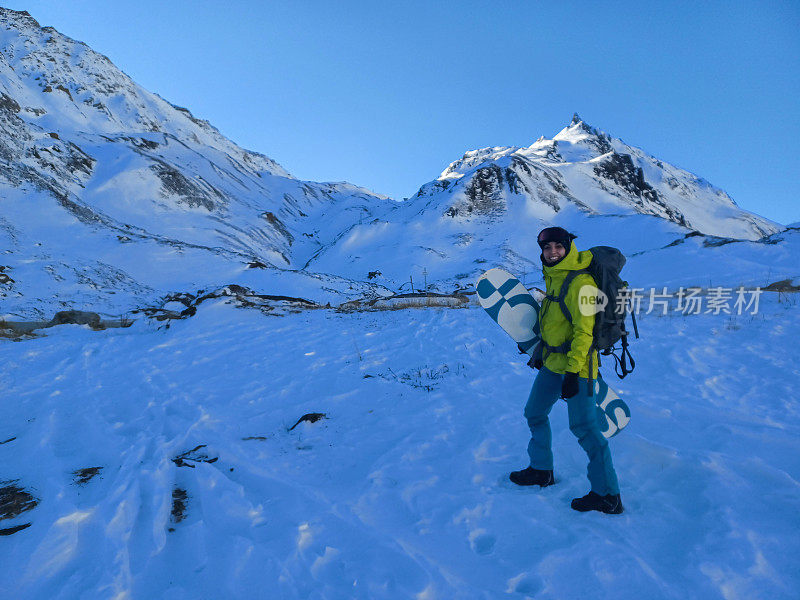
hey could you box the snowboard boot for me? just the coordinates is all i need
[509,467,555,487]
[570,491,624,514]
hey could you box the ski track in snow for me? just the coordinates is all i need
[1,297,799,599]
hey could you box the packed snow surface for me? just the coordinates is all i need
[2,296,798,599]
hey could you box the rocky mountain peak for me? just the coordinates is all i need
[0,7,41,30]
[554,114,611,154]
[569,112,594,132]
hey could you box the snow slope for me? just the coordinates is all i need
[306,202,798,296]
[1,295,799,599]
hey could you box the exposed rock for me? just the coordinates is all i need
[339,292,468,312]
[122,136,159,151]
[288,413,326,431]
[0,312,132,338]
[139,285,320,322]
[764,279,800,292]
[169,488,188,527]
[150,160,221,210]
[48,310,101,328]
[571,113,613,154]
[65,142,95,177]
[444,165,507,218]
[594,152,687,226]
[55,84,73,101]
[0,481,38,529]
[594,152,658,201]
[72,466,103,486]
[508,156,582,211]
[415,178,452,199]
[0,522,31,536]
[172,445,218,468]
[0,93,20,113]
[702,236,737,248]
[261,212,294,245]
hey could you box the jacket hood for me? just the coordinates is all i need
[542,241,592,274]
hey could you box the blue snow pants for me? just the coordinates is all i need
[524,366,620,496]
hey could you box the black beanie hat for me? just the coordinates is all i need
[537,226,576,250]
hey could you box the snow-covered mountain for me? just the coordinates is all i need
[434,114,779,240]
[304,115,784,290]
[0,8,394,317]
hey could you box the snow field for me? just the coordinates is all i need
[1,296,799,599]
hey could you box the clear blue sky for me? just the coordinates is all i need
[7,0,800,224]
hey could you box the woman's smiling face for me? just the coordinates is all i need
[542,241,567,265]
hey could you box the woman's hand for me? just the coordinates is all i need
[561,372,579,399]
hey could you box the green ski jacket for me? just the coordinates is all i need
[540,241,599,378]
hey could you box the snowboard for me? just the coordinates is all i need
[476,267,630,438]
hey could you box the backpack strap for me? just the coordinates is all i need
[544,269,587,326]
[541,339,572,355]
[541,270,593,370]
[630,306,640,339]
[605,344,636,379]
[601,319,637,379]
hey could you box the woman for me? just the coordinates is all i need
[509,226,623,514]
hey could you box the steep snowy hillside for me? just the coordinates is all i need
[0,8,393,317]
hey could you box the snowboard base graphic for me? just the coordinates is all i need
[476,267,630,438]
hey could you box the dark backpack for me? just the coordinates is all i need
[543,246,638,383]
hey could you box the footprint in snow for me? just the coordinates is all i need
[469,529,496,555]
